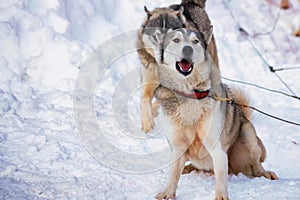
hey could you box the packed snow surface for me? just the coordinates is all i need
[0,0,299,199]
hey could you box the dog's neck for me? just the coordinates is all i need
[173,89,210,100]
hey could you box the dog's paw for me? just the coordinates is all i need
[152,100,160,118]
[141,111,154,133]
[261,170,278,180]
[214,197,229,200]
[155,190,176,200]
[141,98,156,133]
[215,189,229,200]
[141,117,154,133]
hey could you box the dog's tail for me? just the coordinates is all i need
[230,86,253,121]
[181,0,206,8]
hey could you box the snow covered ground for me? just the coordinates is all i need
[0,0,300,199]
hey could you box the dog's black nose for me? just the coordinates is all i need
[182,46,193,57]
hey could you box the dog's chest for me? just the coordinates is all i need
[176,98,213,125]
[187,136,214,171]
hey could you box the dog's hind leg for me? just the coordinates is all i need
[229,122,278,180]
[242,122,278,180]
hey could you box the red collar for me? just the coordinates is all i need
[174,89,210,100]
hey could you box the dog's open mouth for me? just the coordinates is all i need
[176,59,193,76]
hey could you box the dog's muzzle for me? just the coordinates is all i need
[176,59,193,76]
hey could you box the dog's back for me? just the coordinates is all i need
[181,0,206,8]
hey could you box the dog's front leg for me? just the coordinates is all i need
[156,127,194,199]
[141,64,159,133]
[156,148,188,200]
[204,101,229,200]
[210,146,228,200]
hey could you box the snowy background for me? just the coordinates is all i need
[1,0,300,199]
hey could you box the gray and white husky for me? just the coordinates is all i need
[137,0,219,133]
[150,28,278,200]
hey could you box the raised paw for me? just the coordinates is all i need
[141,109,154,133]
[152,100,160,117]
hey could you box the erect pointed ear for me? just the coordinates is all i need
[177,5,184,15]
[176,6,187,26]
[144,6,152,19]
[203,25,213,44]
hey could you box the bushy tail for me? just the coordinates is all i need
[181,0,206,8]
[229,86,253,121]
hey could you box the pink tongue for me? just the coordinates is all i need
[179,62,192,71]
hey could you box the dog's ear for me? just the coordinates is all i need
[176,6,187,26]
[144,6,152,19]
[177,6,184,15]
[203,25,213,44]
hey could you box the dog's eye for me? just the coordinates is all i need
[193,39,199,44]
[173,38,180,43]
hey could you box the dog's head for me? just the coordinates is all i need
[143,6,186,31]
[153,28,215,94]
[141,7,186,53]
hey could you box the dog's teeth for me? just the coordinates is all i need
[180,66,192,72]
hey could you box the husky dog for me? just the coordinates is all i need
[151,28,278,200]
[137,0,218,133]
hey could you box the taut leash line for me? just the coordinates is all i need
[214,95,300,127]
